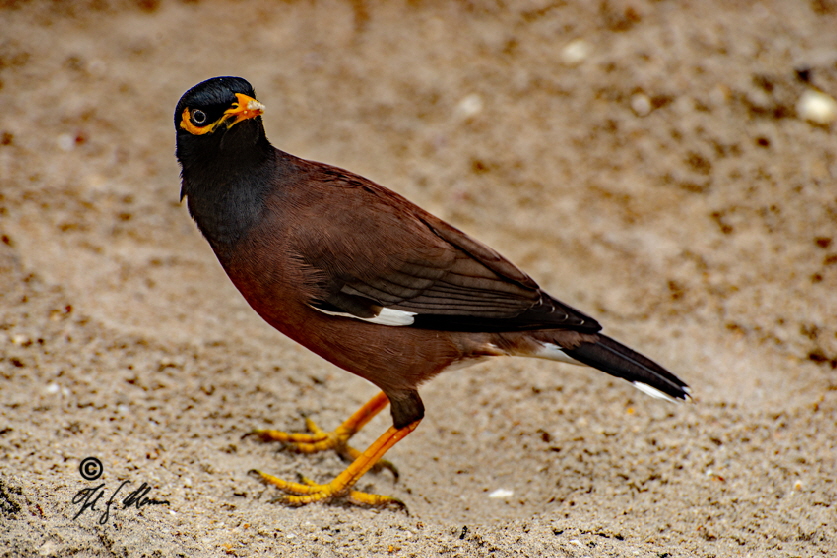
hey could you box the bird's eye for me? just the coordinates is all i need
[191,109,207,125]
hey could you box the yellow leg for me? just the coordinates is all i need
[251,392,397,476]
[253,419,420,508]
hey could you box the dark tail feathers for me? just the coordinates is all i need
[562,334,691,402]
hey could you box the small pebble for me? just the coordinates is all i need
[561,39,590,65]
[455,94,483,120]
[11,333,29,345]
[631,93,652,116]
[57,134,75,152]
[488,488,514,498]
[38,540,59,556]
[797,89,837,125]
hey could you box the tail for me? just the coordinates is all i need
[559,334,691,402]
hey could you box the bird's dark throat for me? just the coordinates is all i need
[178,122,275,252]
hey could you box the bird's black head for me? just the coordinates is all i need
[175,76,260,131]
[175,77,271,182]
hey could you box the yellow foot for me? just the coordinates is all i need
[249,392,398,477]
[250,419,420,511]
[251,415,351,453]
[250,418,399,478]
[249,469,406,510]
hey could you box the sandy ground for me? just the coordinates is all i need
[1,1,836,556]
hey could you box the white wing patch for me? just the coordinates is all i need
[533,342,587,366]
[313,306,417,326]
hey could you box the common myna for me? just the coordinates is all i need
[175,76,690,508]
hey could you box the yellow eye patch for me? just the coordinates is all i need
[179,94,265,136]
[180,108,219,135]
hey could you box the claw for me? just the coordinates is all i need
[253,467,409,511]
[249,411,420,510]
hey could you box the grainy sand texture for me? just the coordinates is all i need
[1,1,835,557]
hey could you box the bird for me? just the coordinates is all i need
[174,76,691,509]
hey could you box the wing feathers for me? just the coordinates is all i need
[285,161,596,332]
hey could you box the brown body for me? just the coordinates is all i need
[214,152,597,423]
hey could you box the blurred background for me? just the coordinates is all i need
[1,1,835,556]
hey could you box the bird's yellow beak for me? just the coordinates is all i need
[223,93,265,126]
[180,93,265,136]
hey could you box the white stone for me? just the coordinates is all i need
[455,94,484,120]
[798,89,837,125]
[561,39,590,65]
[488,488,514,498]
